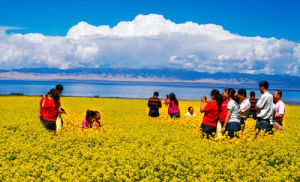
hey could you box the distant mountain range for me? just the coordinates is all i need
[0,68,299,89]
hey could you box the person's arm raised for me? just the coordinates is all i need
[200,97,206,113]
[41,95,46,109]
[164,96,170,105]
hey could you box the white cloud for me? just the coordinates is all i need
[0,14,300,75]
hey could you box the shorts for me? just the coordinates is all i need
[273,121,283,131]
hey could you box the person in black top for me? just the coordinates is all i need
[148,92,162,117]
[249,91,258,119]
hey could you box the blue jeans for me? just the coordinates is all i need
[255,118,272,132]
[226,122,241,138]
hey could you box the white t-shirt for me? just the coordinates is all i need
[227,100,241,123]
[240,99,251,119]
[256,91,274,120]
[186,112,196,116]
[273,100,285,123]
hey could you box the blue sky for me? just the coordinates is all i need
[1,0,299,42]
[0,0,300,76]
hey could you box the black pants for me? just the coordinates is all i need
[201,123,216,139]
[248,110,257,119]
[42,119,56,130]
[255,118,272,133]
[149,108,159,117]
[240,117,246,131]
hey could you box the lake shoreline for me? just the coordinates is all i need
[1,94,300,106]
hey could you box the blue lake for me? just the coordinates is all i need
[0,80,299,102]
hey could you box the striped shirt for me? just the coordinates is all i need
[148,97,162,110]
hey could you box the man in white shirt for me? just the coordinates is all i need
[273,90,285,131]
[186,106,196,116]
[238,89,251,130]
[255,81,274,133]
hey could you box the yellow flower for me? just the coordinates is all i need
[0,97,298,181]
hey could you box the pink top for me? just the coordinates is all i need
[82,118,93,128]
[164,98,180,115]
[274,101,285,123]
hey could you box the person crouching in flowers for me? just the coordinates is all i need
[81,110,96,131]
[93,111,101,131]
[164,93,180,118]
[200,89,223,139]
[221,88,241,138]
[186,106,196,116]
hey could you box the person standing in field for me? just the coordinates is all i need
[221,88,241,138]
[238,89,251,131]
[54,84,66,115]
[165,93,180,118]
[200,89,223,139]
[273,90,285,131]
[249,91,258,119]
[39,84,65,120]
[186,106,196,116]
[148,92,162,117]
[219,89,229,127]
[255,81,274,133]
[41,89,61,130]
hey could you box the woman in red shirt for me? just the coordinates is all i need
[200,89,223,139]
[219,89,229,127]
[42,89,60,130]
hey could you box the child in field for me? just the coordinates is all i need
[82,110,96,130]
[186,106,196,116]
[93,111,101,129]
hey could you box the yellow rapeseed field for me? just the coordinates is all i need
[0,96,299,181]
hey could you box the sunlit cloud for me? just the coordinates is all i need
[0,14,300,75]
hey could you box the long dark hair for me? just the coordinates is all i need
[169,93,178,106]
[86,110,96,120]
[210,89,223,107]
[48,88,60,104]
[228,88,239,104]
